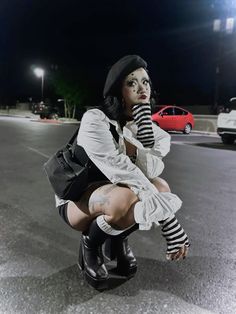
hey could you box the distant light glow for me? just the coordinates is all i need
[34,68,44,78]
[225,0,236,9]
[213,17,235,33]
[213,19,221,32]
[226,17,234,33]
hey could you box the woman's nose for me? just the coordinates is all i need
[137,83,145,93]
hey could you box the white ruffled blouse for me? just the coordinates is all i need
[55,108,182,229]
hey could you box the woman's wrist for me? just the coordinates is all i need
[132,103,154,148]
[132,103,152,126]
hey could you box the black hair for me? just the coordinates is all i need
[100,96,127,128]
[100,73,126,127]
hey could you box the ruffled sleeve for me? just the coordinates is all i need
[123,122,171,179]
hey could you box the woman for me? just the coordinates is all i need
[56,55,190,290]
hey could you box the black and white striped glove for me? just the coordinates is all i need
[132,103,155,148]
[159,215,190,255]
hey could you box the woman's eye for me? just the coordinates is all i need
[127,80,136,87]
[143,79,150,85]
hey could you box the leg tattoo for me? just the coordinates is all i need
[89,195,110,213]
[88,184,116,213]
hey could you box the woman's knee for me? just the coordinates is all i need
[88,184,138,224]
[151,177,171,192]
[108,187,138,223]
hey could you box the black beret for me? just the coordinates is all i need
[103,55,147,98]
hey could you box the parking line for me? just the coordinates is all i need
[171,141,186,145]
[27,146,49,159]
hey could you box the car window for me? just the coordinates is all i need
[174,108,188,115]
[162,108,174,115]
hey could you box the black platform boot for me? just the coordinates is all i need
[78,219,110,290]
[104,223,139,278]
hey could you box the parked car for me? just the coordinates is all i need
[31,101,60,119]
[151,105,195,134]
[217,97,236,144]
[218,97,236,114]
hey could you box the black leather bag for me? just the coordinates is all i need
[43,123,119,201]
[43,128,90,201]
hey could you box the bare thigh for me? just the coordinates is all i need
[66,182,138,231]
[66,181,109,231]
[88,183,138,228]
[151,177,171,192]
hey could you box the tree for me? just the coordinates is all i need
[52,67,87,119]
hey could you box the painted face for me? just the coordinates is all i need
[121,67,151,118]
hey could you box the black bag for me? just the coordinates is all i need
[43,123,119,201]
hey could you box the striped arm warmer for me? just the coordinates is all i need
[159,215,190,254]
[132,103,155,148]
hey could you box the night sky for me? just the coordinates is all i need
[1,0,236,107]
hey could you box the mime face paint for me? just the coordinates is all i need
[121,67,151,117]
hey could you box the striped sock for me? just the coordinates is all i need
[132,104,155,148]
[159,215,190,254]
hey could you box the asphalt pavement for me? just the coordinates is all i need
[0,115,236,314]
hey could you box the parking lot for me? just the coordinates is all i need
[0,116,236,314]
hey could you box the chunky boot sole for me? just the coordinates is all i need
[84,271,108,290]
[115,265,137,278]
[78,258,108,290]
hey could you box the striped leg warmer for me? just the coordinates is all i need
[132,103,155,148]
[159,215,190,254]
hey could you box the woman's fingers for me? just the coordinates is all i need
[166,245,189,261]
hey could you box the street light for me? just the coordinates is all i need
[34,67,45,101]
[212,0,236,113]
[213,17,235,113]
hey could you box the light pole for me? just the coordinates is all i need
[213,18,234,113]
[212,0,235,113]
[34,68,45,102]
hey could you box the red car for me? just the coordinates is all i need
[151,105,195,134]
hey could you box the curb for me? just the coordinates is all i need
[0,111,38,119]
[191,130,218,137]
[0,113,80,124]
[31,119,80,124]
[30,118,63,124]
[0,113,36,119]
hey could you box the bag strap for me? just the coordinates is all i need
[68,128,79,146]
[70,122,119,162]
[109,123,119,143]
[69,122,119,147]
